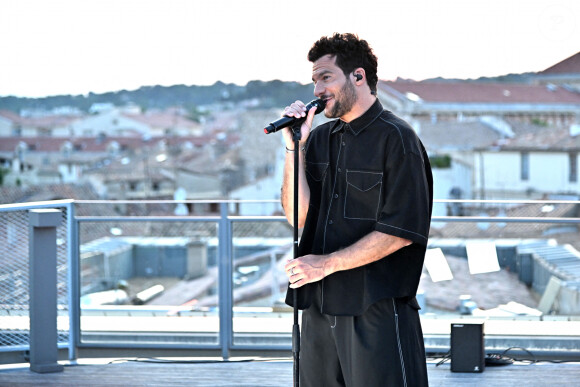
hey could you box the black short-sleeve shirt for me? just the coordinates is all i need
[285,99,433,315]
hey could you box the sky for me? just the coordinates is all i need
[0,0,578,98]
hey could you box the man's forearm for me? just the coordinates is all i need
[281,148,310,227]
[326,231,412,274]
[286,231,412,288]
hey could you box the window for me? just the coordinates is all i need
[209,202,219,213]
[569,153,577,183]
[521,152,529,181]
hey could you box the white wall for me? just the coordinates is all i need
[432,159,472,216]
[229,176,282,216]
[474,151,580,197]
[69,111,150,137]
[0,116,13,136]
[58,163,81,183]
[229,137,285,216]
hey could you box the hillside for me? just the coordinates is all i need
[0,80,315,114]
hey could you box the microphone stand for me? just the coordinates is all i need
[291,120,302,387]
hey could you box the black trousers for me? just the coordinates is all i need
[300,289,429,387]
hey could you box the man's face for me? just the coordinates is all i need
[312,54,358,119]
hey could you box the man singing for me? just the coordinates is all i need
[280,33,432,386]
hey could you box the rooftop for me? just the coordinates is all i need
[380,81,580,105]
[0,357,578,386]
[540,51,580,75]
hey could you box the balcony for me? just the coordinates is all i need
[1,199,579,384]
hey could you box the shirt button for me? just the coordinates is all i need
[328,220,334,225]
[342,142,346,146]
[334,194,339,199]
[338,168,342,173]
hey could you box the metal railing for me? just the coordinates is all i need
[1,199,580,363]
[0,200,74,356]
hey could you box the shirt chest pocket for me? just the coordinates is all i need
[344,170,383,220]
[306,162,329,182]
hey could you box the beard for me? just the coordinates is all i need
[325,78,358,119]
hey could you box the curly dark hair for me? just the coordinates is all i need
[308,33,378,94]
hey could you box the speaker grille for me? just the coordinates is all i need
[450,323,485,373]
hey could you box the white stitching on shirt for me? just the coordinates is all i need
[376,221,428,242]
[344,170,383,220]
[322,133,344,254]
[305,162,329,181]
[379,117,407,155]
[351,107,383,135]
[345,170,383,190]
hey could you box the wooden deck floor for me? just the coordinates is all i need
[0,358,579,386]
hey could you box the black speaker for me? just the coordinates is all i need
[450,323,485,372]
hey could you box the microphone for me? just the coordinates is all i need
[264,99,326,134]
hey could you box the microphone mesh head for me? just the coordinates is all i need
[311,99,326,114]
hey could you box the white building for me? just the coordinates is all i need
[377,52,580,201]
[473,125,580,199]
[69,110,151,137]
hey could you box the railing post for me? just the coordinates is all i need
[67,201,79,361]
[28,209,64,373]
[218,202,233,359]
